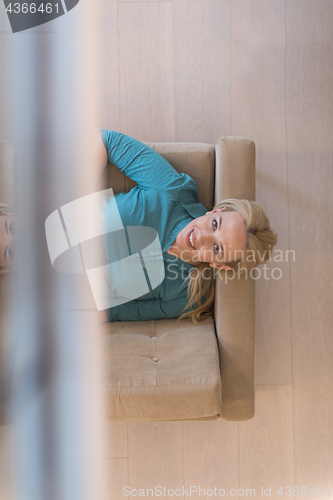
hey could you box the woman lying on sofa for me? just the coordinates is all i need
[0,131,277,323]
[95,130,277,324]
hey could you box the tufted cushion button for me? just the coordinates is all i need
[151,336,157,340]
[152,357,159,362]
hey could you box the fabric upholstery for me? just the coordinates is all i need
[215,136,255,202]
[102,318,221,422]
[214,137,256,420]
[0,137,256,423]
[102,137,256,422]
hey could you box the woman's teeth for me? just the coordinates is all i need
[189,229,195,249]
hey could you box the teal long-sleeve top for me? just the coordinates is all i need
[100,129,207,322]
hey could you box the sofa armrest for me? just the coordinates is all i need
[214,137,256,421]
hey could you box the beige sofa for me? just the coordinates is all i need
[0,137,255,423]
[101,137,256,422]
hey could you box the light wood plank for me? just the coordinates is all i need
[99,0,120,131]
[118,2,176,142]
[183,420,239,499]
[105,421,128,458]
[106,458,128,500]
[231,0,292,385]
[173,0,230,143]
[127,422,184,498]
[239,385,294,498]
[286,1,333,496]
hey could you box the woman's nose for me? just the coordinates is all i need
[5,232,15,258]
[7,230,15,246]
[197,230,213,247]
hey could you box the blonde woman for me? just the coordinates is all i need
[97,130,278,324]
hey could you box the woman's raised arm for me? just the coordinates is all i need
[100,129,196,193]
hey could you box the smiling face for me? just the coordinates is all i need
[0,214,16,274]
[171,208,248,269]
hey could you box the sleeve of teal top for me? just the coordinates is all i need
[105,295,193,322]
[100,129,197,192]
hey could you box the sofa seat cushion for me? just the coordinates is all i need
[101,317,221,422]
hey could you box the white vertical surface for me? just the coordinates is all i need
[5,2,107,500]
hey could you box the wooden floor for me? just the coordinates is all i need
[1,1,333,499]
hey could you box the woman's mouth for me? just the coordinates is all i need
[187,228,196,250]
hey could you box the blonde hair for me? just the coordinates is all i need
[179,198,278,324]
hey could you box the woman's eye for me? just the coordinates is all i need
[9,222,15,235]
[9,247,14,259]
[212,220,221,255]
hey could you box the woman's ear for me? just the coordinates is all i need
[0,268,13,275]
[221,265,232,271]
[205,207,227,216]
[0,211,15,216]
[209,263,232,271]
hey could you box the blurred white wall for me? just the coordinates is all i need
[1,2,108,499]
